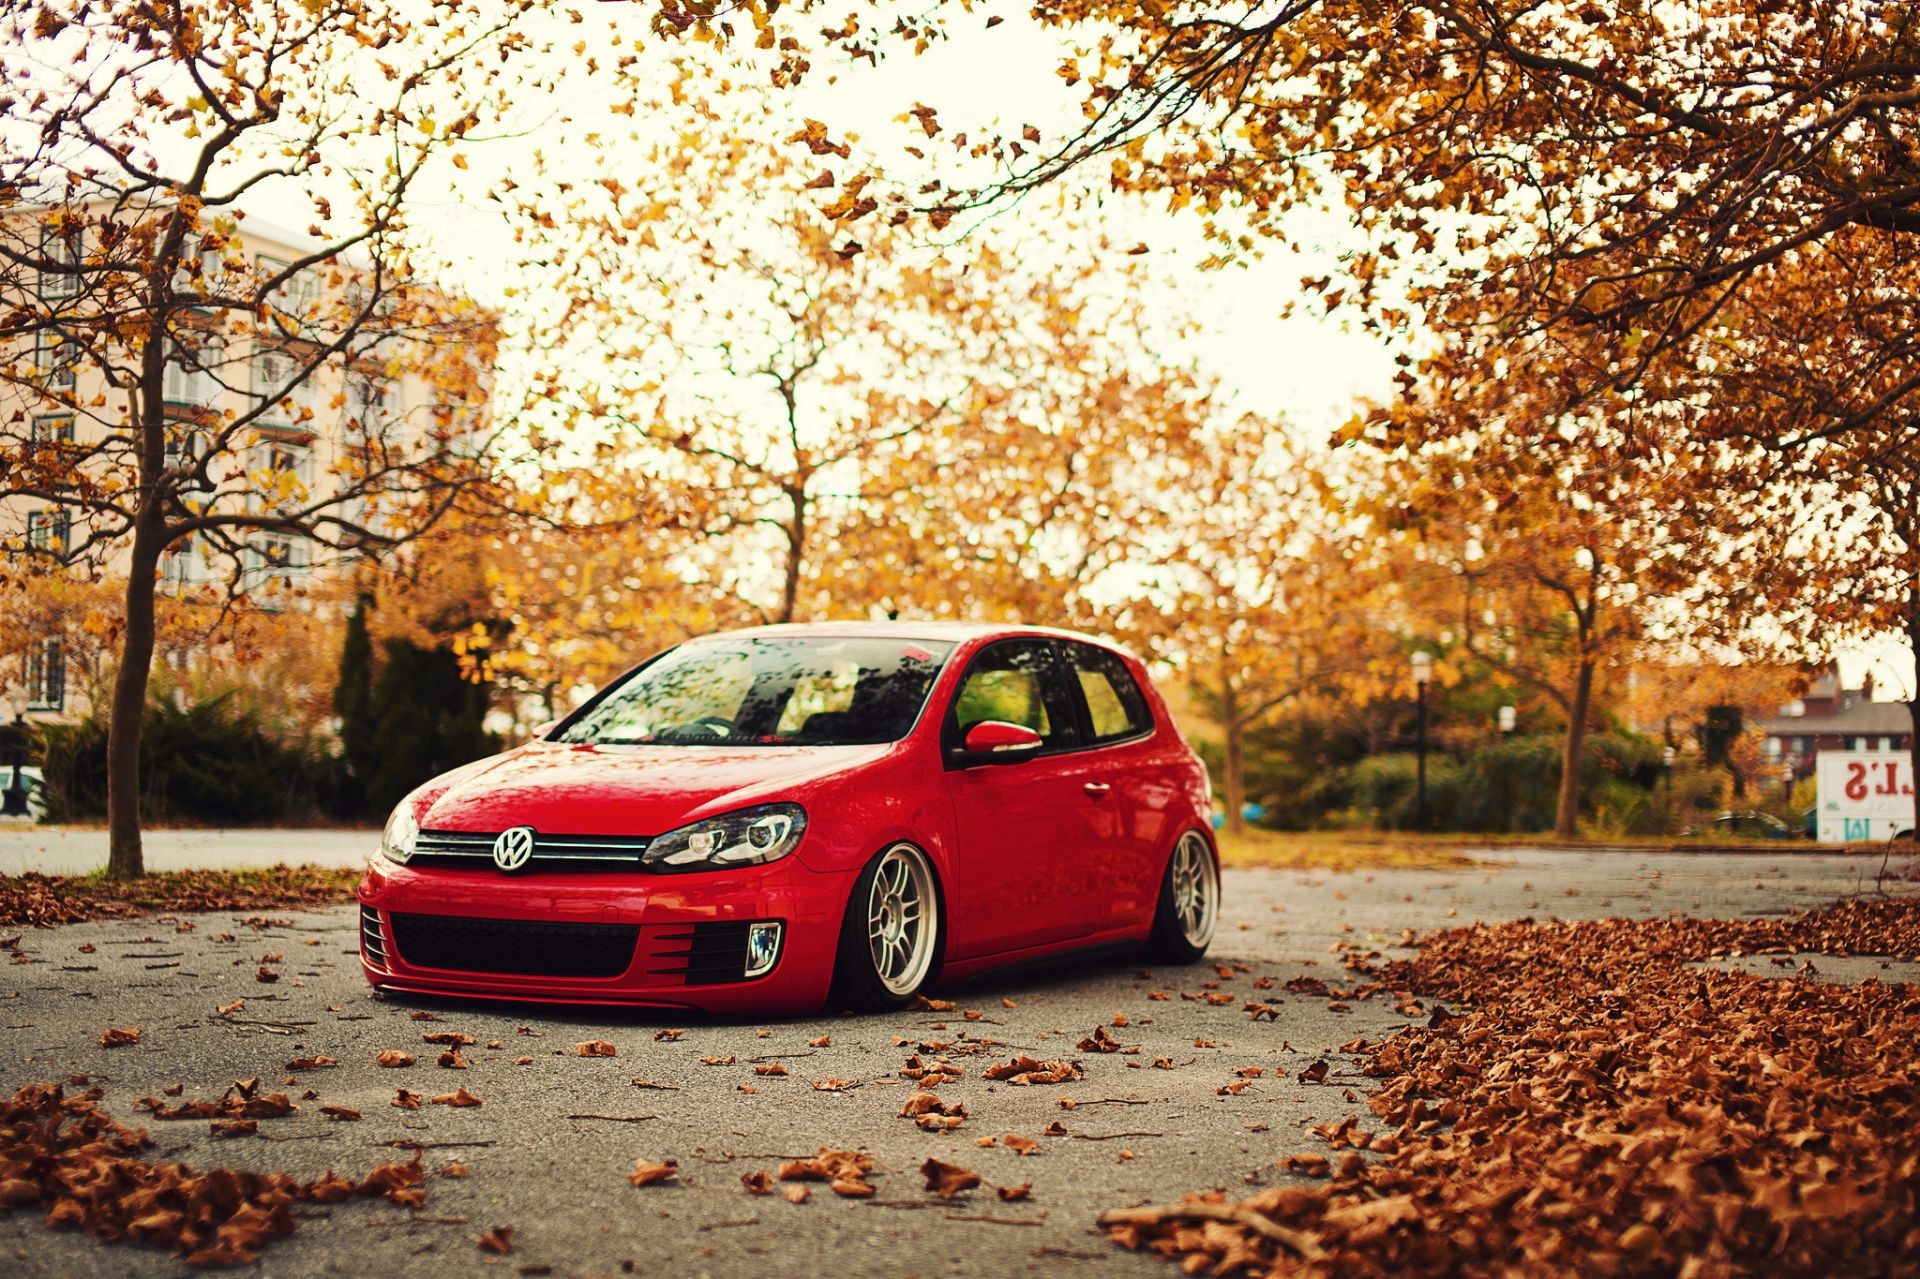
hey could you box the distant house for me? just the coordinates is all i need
[1760,667,1914,779]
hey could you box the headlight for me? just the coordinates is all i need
[642,803,806,873]
[381,800,420,865]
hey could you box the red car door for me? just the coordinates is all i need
[941,638,1100,959]
[1059,641,1168,933]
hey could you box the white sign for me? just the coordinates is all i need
[1815,749,1916,843]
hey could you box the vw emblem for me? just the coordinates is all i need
[492,826,537,872]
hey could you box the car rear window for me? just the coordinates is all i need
[1068,644,1152,741]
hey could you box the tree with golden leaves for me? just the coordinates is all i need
[0,0,550,876]
[505,101,1217,630]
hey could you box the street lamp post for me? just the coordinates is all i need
[1662,744,1676,834]
[1411,651,1433,832]
[1,688,29,819]
[1781,761,1796,802]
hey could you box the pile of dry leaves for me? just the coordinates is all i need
[0,1082,425,1267]
[0,866,360,927]
[1107,897,1920,1277]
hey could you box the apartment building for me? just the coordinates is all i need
[3,207,496,723]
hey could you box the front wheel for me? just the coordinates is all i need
[828,842,942,1011]
[1145,830,1218,963]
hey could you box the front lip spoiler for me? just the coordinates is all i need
[369,978,709,1012]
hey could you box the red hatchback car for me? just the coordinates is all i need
[358,623,1219,1014]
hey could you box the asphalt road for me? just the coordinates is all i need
[3,850,1914,1279]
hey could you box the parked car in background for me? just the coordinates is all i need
[1684,810,1796,840]
[0,764,46,821]
[359,623,1219,1014]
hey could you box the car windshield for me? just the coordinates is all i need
[557,636,956,747]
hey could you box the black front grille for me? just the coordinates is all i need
[389,913,638,978]
[360,905,389,968]
[651,922,754,985]
[409,830,653,872]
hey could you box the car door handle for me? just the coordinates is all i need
[1082,782,1112,798]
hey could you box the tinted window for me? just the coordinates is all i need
[1068,644,1152,741]
[949,640,1077,752]
[560,637,953,747]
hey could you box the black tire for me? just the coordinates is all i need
[827,842,943,1012]
[1145,829,1219,964]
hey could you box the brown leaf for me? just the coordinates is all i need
[997,1182,1032,1202]
[477,1226,513,1255]
[99,1026,140,1048]
[1078,1025,1122,1053]
[920,1158,981,1199]
[1003,1135,1039,1156]
[392,1089,422,1110]
[577,1040,617,1057]
[376,1050,415,1068]
[430,1088,482,1108]
[628,1158,678,1186]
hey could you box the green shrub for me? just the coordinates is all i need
[38,695,346,825]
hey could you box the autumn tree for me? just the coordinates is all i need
[505,101,1216,630]
[1132,433,1392,835]
[0,0,548,876]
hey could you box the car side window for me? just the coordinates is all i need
[1067,643,1153,742]
[948,640,1078,753]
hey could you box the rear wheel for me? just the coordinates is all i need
[1146,830,1218,963]
[828,842,941,1011]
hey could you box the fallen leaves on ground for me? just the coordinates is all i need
[430,1089,482,1108]
[1078,1025,1123,1053]
[0,1082,423,1267]
[477,1226,513,1254]
[1105,897,1920,1277]
[900,1090,967,1131]
[0,867,361,928]
[920,1158,981,1199]
[137,1078,295,1122]
[984,1056,1083,1085]
[577,1040,617,1057]
[778,1148,875,1198]
[375,1051,414,1068]
[627,1158,678,1186]
[98,1027,141,1048]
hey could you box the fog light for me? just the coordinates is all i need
[744,921,783,979]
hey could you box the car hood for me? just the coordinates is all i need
[416,740,892,836]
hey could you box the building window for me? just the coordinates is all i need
[164,333,225,407]
[161,534,208,589]
[38,224,80,299]
[164,419,212,492]
[36,332,78,392]
[346,372,399,441]
[30,414,75,455]
[26,509,71,557]
[25,639,66,712]
[251,348,318,428]
[245,532,311,589]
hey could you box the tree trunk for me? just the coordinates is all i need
[1553,656,1596,840]
[1222,683,1246,835]
[1907,603,1920,838]
[106,516,164,879]
[777,485,807,624]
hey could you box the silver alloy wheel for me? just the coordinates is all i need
[867,842,937,996]
[1170,831,1218,948]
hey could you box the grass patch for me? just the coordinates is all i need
[0,864,361,927]
[1214,828,1481,871]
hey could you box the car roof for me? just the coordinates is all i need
[684,620,1138,656]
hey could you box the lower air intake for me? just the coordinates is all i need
[388,913,638,978]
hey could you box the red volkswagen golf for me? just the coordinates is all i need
[358,623,1219,1014]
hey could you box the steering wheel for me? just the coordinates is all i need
[685,715,736,738]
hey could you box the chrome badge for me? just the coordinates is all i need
[491,825,536,872]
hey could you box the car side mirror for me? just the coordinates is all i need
[961,720,1043,762]
[531,719,558,739]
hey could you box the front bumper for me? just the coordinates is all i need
[357,854,849,1015]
